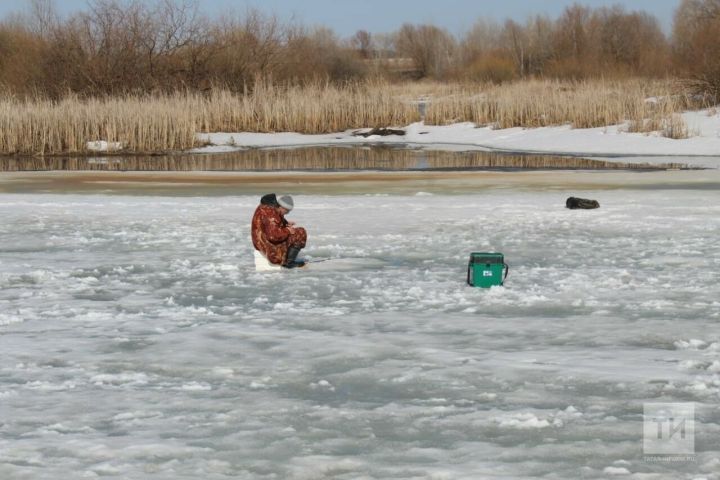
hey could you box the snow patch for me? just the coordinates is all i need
[194,109,720,161]
[603,466,631,475]
[494,412,551,429]
[86,140,124,152]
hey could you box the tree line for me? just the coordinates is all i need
[0,0,718,98]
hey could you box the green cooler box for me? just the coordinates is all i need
[467,252,509,288]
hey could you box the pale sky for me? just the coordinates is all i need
[0,0,681,36]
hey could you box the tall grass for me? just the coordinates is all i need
[423,79,695,132]
[197,81,419,134]
[0,79,700,156]
[0,94,199,155]
[0,82,419,155]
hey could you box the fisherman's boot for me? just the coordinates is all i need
[283,246,305,268]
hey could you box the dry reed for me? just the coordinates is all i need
[423,79,694,136]
[0,79,699,156]
[197,81,419,134]
[0,82,419,155]
[0,93,199,155]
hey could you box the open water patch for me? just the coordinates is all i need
[0,145,692,173]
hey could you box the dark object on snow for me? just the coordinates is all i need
[353,127,406,137]
[566,197,600,209]
[260,193,279,207]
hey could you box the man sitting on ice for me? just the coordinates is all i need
[251,194,307,268]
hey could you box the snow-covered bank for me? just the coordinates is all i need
[196,109,720,159]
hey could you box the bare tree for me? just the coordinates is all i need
[352,30,372,59]
[672,0,720,98]
[592,7,668,76]
[550,4,594,77]
[211,8,285,88]
[395,23,456,78]
[502,19,527,77]
[143,0,207,88]
[525,15,554,76]
[0,0,688,95]
[457,19,514,82]
[461,18,503,59]
[28,0,59,38]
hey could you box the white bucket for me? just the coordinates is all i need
[254,250,282,272]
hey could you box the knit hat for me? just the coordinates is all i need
[277,195,294,211]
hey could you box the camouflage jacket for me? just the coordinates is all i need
[251,204,291,265]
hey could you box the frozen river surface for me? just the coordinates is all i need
[1,178,719,479]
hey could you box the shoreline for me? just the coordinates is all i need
[2,169,719,195]
[1,106,718,166]
[191,139,720,159]
[0,143,706,173]
[193,110,720,166]
[5,136,720,160]
[6,106,716,161]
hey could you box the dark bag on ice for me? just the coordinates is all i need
[566,197,600,209]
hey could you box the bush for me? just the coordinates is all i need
[464,54,516,83]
